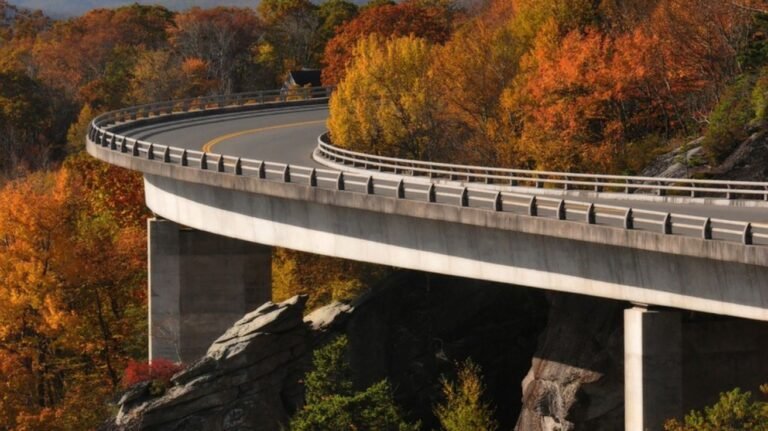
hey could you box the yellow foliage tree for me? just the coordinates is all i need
[328,34,448,160]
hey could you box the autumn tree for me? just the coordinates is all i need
[272,248,389,311]
[322,0,457,85]
[329,34,448,161]
[258,0,320,73]
[0,67,58,178]
[32,4,173,107]
[169,7,265,94]
[0,158,147,429]
[664,386,768,430]
[430,14,520,166]
[434,360,499,431]
[0,1,49,42]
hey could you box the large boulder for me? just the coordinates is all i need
[112,296,312,431]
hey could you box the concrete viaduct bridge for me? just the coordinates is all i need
[87,88,768,430]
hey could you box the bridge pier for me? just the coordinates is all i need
[625,306,682,431]
[148,218,272,363]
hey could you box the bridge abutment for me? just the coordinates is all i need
[148,218,272,363]
[625,306,683,431]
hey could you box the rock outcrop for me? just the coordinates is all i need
[108,273,550,430]
[515,293,625,431]
[112,296,312,431]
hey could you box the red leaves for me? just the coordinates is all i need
[122,359,185,388]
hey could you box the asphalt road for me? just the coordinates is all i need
[119,104,768,224]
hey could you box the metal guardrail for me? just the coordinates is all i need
[88,87,768,247]
[315,136,768,200]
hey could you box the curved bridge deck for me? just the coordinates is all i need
[88,92,768,321]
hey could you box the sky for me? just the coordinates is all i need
[10,1,260,17]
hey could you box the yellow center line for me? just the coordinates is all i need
[201,120,326,153]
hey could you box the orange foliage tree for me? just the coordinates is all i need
[0,157,147,429]
[168,7,265,95]
[32,4,173,109]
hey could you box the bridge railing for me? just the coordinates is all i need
[87,87,768,247]
[91,87,333,129]
[315,136,768,201]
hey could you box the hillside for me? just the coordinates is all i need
[9,0,261,17]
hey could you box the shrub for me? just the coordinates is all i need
[664,386,768,431]
[434,359,499,431]
[290,335,420,431]
[752,68,768,122]
[703,76,756,163]
[122,358,184,395]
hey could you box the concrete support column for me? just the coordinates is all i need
[148,218,272,363]
[625,307,682,431]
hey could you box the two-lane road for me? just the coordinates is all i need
[118,104,768,224]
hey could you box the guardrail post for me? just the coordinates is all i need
[662,213,672,234]
[764,186,768,201]
[528,196,537,216]
[397,179,405,198]
[726,184,733,200]
[200,153,208,170]
[702,218,712,240]
[690,183,697,198]
[110,135,118,150]
[366,176,373,194]
[556,200,566,220]
[594,179,603,193]
[564,176,571,191]
[259,91,265,104]
[147,143,155,160]
[460,187,469,207]
[657,182,666,196]
[309,168,317,186]
[163,147,171,163]
[535,175,543,188]
[494,192,503,211]
[625,179,630,194]
[120,138,128,153]
[181,149,188,166]
[258,162,266,179]
[510,177,518,187]
[586,203,596,224]
[217,156,225,173]
[743,223,753,245]
[283,165,291,182]
[337,172,345,191]
[624,208,634,229]
[484,171,491,185]
[428,184,436,203]
[234,158,242,175]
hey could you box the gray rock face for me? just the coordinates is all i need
[109,276,653,431]
[112,296,312,431]
[515,293,624,431]
[107,274,551,431]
